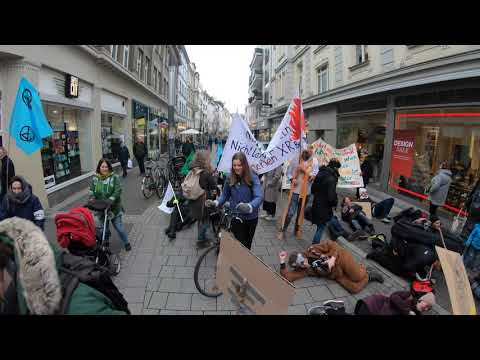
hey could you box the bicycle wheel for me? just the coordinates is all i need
[193,243,222,298]
[142,175,155,199]
[109,253,121,276]
[155,168,167,199]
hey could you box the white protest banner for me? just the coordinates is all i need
[311,138,364,188]
[218,96,307,175]
[158,181,175,214]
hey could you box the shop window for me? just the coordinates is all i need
[337,113,387,185]
[389,108,480,216]
[101,113,124,163]
[41,105,82,188]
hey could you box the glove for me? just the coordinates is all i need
[236,202,253,214]
[205,199,218,208]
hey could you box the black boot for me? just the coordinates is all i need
[367,268,384,283]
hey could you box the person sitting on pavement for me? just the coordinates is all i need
[279,239,384,294]
[307,291,435,315]
[0,217,128,315]
[0,176,45,231]
[341,196,375,234]
[357,188,395,224]
[164,191,196,240]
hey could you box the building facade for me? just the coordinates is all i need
[0,44,180,208]
[258,44,480,217]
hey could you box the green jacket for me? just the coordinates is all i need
[90,172,123,217]
[0,217,127,315]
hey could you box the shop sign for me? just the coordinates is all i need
[133,101,148,118]
[44,175,56,189]
[65,74,79,98]
[391,129,416,178]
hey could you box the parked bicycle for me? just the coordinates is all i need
[141,158,166,199]
[193,203,243,297]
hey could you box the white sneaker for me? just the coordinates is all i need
[260,212,269,219]
[265,215,275,221]
[381,217,391,224]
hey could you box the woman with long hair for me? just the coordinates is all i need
[89,158,131,251]
[206,152,263,250]
[187,150,218,248]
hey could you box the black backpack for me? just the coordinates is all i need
[57,252,130,315]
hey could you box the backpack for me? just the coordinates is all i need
[181,168,205,200]
[57,252,130,314]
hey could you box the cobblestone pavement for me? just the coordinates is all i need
[45,167,454,315]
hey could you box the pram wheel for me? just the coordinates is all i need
[109,254,121,276]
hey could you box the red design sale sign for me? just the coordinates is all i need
[391,130,416,178]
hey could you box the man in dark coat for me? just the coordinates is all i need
[133,137,147,176]
[0,147,15,204]
[118,142,130,178]
[311,159,341,244]
[182,136,195,158]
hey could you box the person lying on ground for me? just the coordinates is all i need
[0,217,128,315]
[357,188,395,224]
[278,240,384,294]
[341,196,375,234]
[308,291,435,315]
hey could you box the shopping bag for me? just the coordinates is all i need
[127,159,133,169]
[451,208,467,236]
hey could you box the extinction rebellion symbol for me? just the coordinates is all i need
[19,88,35,142]
[20,126,35,143]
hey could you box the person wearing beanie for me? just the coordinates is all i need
[278,239,384,294]
[353,290,435,315]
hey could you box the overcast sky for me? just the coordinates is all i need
[185,45,255,115]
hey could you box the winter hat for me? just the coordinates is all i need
[418,292,436,307]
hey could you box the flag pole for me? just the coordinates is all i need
[170,181,184,223]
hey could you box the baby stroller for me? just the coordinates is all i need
[55,200,121,276]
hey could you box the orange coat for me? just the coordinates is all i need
[280,240,369,294]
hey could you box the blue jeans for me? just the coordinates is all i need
[312,216,343,244]
[197,220,209,242]
[100,213,130,246]
[351,212,372,231]
[372,198,394,219]
[282,193,309,232]
[463,245,480,274]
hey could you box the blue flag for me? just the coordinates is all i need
[9,77,53,155]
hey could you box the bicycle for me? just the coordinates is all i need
[141,158,166,199]
[193,203,244,298]
[85,199,122,276]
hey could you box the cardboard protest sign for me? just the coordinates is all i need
[435,245,477,315]
[311,138,363,188]
[216,231,295,315]
[353,202,372,219]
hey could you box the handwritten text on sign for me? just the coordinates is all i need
[311,138,363,188]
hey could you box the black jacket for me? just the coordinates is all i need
[1,156,15,195]
[118,146,130,165]
[133,142,147,159]
[311,166,339,225]
[361,159,374,183]
[182,142,195,157]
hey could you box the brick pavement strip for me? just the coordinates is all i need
[165,293,192,311]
